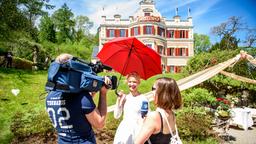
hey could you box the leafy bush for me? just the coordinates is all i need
[10,109,54,138]
[176,107,214,141]
[208,74,256,91]
[13,57,33,70]
[182,88,216,108]
[57,41,93,61]
[183,49,239,75]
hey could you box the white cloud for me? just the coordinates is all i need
[82,0,141,34]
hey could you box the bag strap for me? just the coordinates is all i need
[157,108,178,136]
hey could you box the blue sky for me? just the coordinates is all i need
[47,0,256,45]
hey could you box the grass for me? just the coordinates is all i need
[0,68,47,143]
[0,67,181,143]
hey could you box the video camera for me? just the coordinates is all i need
[45,57,117,93]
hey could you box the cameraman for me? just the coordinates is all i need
[46,54,111,144]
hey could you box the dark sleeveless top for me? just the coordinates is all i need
[145,112,172,144]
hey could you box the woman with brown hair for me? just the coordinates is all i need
[135,77,182,144]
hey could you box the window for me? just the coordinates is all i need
[120,29,126,37]
[146,26,152,34]
[170,48,175,56]
[170,30,174,38]
[134,27,139,36]
[131,27,140,36]
[167,48,175,56]
[109,29,115,37]
[180,30,186,38]
[157,45,164,54]
[145,13,150,16]
[181,48,186,56]
[143,26,155,35]
[170,66,175,73]
[145,26,153,35]
[158,27,165,37]
[166,66,174,73]
[174,30,188,38]
[167,30,174,38]
[175,48,188,56]
[146,44,152,48]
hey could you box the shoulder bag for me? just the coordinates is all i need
[158,108,182,144]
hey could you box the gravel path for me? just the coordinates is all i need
[215,125,256,144]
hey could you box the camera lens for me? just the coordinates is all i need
[110,76,117,90]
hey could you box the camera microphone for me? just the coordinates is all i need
[141,101,148,118]
[100,62,112,71]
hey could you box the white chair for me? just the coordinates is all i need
[244,107,256,124]
[230,108,254,130]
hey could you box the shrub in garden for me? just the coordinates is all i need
[183,49,239,75]
[182,88,216,108]
[176,107,214,141]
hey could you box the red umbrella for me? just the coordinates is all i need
[97,37,162,80]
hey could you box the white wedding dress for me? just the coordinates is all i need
[113,94,149,144]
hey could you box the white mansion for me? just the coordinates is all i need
[96,0,194,73]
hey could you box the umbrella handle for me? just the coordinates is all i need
[115,89,120,97]
[114,74,124,97]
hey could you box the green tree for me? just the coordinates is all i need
[0,0,30,41]
[211,16,242,50]
[52,3,75,43]
[0,0,53,60]
[74,15,93,42]
[194,33,211,54]
[18,0,54,41]
[39,15,56,43]
[244,29,256,48]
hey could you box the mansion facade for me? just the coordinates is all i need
[97,0,194,73]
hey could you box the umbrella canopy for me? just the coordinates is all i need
[97,37,162,80]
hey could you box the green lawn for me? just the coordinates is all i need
[0,68,47,143]
[0,67,180,143]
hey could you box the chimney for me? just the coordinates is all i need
[173,7,180,22]
[188,7,191,18]
[101,16,106,23]
[129,16,134,22]
[114,14,121,22]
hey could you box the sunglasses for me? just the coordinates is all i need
[152,87,156,91]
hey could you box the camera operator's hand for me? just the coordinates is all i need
[101,76,111,94]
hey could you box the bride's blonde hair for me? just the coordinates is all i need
[126,72,141,84]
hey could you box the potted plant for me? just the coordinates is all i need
[215,98,231,120]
